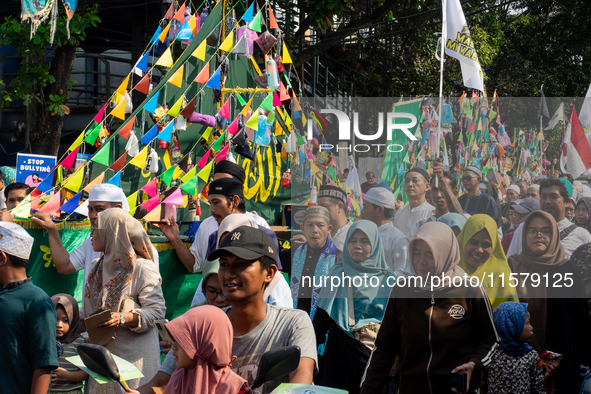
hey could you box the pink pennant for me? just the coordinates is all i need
[61,147,79,171]
[93,102,107,123]
[227,117,239,135]
[140,178,158,197]
[162,188,184,205]
[40,192,61,214]
[215,145,230,162]
[273,92,283,107]
[140,193,161,211]
[197,150,210,168]
[218,99,230,119]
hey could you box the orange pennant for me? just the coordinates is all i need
[40,192,61,214]
[83,173,105,193]
[118,115,135,139]
[143,202,162,221]
[194,62,210,84]
[174,3,186,23]
[163,2,174,19]
[135,73,150,95]
[168,65,184,88]
[279,82,290,101]
[269,7,279,29]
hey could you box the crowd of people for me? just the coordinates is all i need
[1,159,591,394]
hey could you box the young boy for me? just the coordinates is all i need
[0,222,59,393]
[137,227,317,394]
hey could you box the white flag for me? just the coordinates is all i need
[444,0,484,92]
[544,103,564,130]
[581,82,591,137]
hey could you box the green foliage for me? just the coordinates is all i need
[0,3,100,113]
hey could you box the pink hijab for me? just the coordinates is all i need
[163,306,247,394]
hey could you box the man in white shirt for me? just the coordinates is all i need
[507,178,591,259]
[362,186,411,277]
[160,161,269,273]
[31,184,159,284]
[317,185,352,255]
[393,167,434,239]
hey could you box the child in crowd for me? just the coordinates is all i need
[49,294,88,393]
[486,302,558,393]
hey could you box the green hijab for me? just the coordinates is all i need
[316,220,394,336]
[457,214,519,309]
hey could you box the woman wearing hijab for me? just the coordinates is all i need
[49,294,87,393]
[162,306,248,394]
[575,196,591,232]
[457,214,519,309]
[313,220,394,394]
[438,212,468,236]
[84,209,166,393]
[360,222,498,394]
[508,211,591,393]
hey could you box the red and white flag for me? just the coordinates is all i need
[560,108,591,179]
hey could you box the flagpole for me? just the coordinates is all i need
[437,0,447,161]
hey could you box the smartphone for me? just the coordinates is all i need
[154,319,172,342]
[451,371,467,392]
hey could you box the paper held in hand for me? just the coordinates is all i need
[65,354,144,384]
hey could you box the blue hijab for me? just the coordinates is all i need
[316,220,394,336]
[493,301,534,356]
[437,212,467,233]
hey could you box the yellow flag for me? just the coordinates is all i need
[111,96,126,120]
[180,167,196,183]
[129,146,149,168]
[245,109,259,129]
[201,127,213,141]
[83,173,105,193]
[117,74,130,95]
[284,108,292,126]
[168,95,184,117]
[282,41,292,64]
[155,48,174,68]
[168,65,184,88]
[275,122,283,136]
[219,32,234,52]
[68,132,84,152]
[63,167,85,192]
[198,160,213,181]
[240,97,253,116]
[159,23,170,42]
[191,40,207,61]
[127,191,139,212]
[143,203,162,221]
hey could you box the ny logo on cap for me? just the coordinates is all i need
[231,232,241,241]
[268,246,273,253]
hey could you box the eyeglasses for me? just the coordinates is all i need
[509,210,525,218]
[565,208,575,214]
[462,176,475,182]
[526,228,553,238]
[202,289,226,300]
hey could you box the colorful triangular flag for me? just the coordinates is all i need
[90,141,111,166]
[141,178,159,197]
[129,146,149,168]
[168,65,184,88]
[59,192,81,214]
[63,168,85,192]
[39,192,61,214]
[282,41,292,64]
[249,10,262,32]
[116,74,130,95]
[205,67,221,89]
[155,48,174,68]
[180,96,196,118]
[106,171,121,187]
[118,116,135,140]
[61,146,78,171]
[158,121,174,143]
[191,39,207,60]
[135,73,150,95]
[269,7,279,29]
[109,151,128,173]
[93,103,107,123]
[163,187,184,205]
[219,31,234,52]
[144,91,160,114]
[198,160,213,181]
[83,173,105,192]
[168,96,184,118]
[173,3,185,23]
[242,3,254,23]
[139,124,159,144]
[218,99,230,119]
[111,96,126,120]
[84,121,101,145]
[194,62,210,84]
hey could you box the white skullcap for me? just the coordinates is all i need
[528,184,540,191]
[0,222,34,260]
[74,184,130,216]
[363,186,396,209]
[507,184,520,193]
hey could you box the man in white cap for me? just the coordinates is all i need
[32,184,159,283]
[362,187,411,277]
[0,222,59,393]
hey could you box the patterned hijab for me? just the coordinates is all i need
[493,301,533,356]
[0,166,16,185]
[458,214,519,309]
[163,306,247,394]
[51,293,81,344]
[85,209,155,313]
